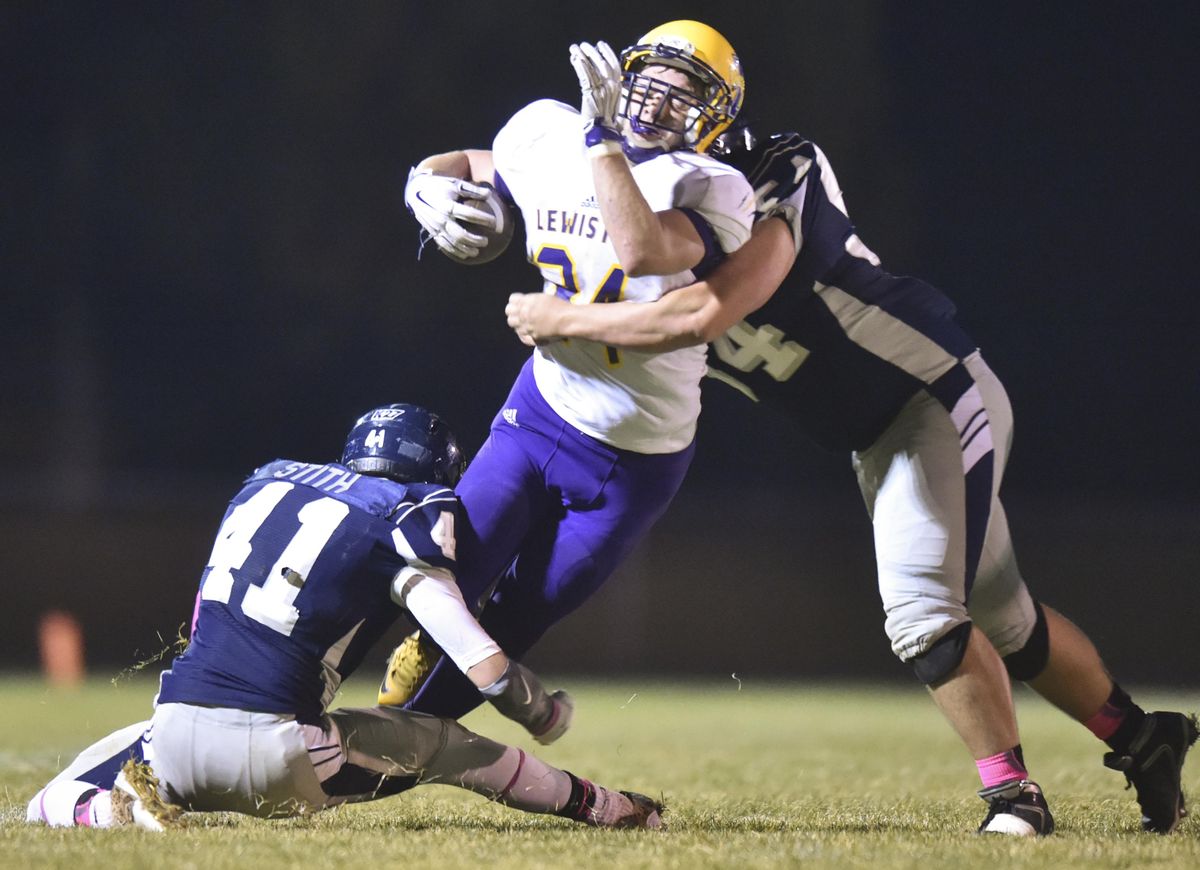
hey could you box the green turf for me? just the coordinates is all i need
[3,676,1198,869]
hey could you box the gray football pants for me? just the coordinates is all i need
[148,702,506,817]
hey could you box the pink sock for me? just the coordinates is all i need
[73,789,111,827]
[1084,698,1126,741]
[976,748,1027,789]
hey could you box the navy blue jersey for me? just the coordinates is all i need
[157,460,458,722]
[708,133,979,451]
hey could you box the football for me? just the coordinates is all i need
[451,182,515,266]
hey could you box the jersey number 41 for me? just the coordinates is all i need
[199,482,349,637]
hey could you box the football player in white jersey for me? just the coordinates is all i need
[27,404,662,831]
[505,130,1197,837]
[383,22,755,718]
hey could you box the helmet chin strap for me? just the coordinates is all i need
[619,120,689,163]
[627,116,658,136]
[621,140,672,164]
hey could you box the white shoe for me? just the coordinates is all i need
[977,780,1054,836]
[113,761,183,831]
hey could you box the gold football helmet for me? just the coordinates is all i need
[620,20,745,153]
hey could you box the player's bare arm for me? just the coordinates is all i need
[414,148,495,184]
[589,151,706,276]
[572,41,705,276]
[507,216,796,351]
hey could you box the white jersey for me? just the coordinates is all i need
[493,99,754,453]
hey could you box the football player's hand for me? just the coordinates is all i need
[506,292,570,346]
[404,166,497,260]
[481,660,574,743]
[570,41,623,152]
[531,690,574,745]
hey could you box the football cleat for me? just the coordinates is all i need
[378,631,438,707]
[977,780,1054,836]
[614,791,666,830]
[113,760,184,831]
[1103,711,1199,833]
[581,784,665,830]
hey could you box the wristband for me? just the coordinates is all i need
[584,122,624,158]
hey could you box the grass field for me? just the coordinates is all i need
[3,676,1198,869]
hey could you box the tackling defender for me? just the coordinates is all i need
[386,21,755,718]
[504,131,1197,836]
[27,404,661,830]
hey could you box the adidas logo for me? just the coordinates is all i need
[579,195,599,209]
[502,408,519,427]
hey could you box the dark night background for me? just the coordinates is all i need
[3,3,1197,687]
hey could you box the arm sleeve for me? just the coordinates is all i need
[390,567,501,673]
[387,488,501,673]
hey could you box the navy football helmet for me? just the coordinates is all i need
[341,404,466,487]
[718,127,811,215]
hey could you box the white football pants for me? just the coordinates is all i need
[853,352,1037,663]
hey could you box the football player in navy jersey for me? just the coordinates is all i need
[504,131,1196,836]
[26,404,662,831]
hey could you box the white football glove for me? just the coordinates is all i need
[570,41,624,155]
[404,166,497,260]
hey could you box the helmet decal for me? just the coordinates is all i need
[341,403,465,487]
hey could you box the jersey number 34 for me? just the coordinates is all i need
[535,244,626,365]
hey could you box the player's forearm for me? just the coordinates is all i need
[465,651,508,688]
[557,287,714,351]
[391,568,566,738]
[391,567,502,682]
[590,153,698,276]
[416,149,495,184]
[543,218,797,350]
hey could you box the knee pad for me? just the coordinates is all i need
[1002,599,1049,681]
[910,621,973,685]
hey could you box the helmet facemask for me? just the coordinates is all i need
[620,64,722,150]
